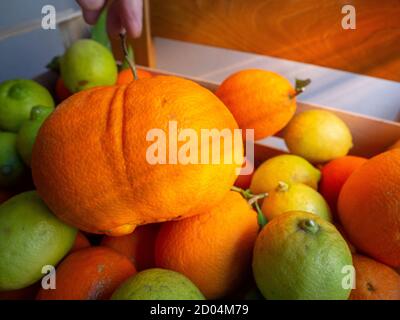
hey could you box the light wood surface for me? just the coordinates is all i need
[149,0,400,82]
[129,0,156,67]
[152,38,400,122]
[140,66,400,159]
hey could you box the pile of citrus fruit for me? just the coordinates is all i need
[0,34,399,301]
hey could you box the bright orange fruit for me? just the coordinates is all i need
[320,156,367,215]
[155,191,259,299]
[55,77,72,102]
[70,231,91,253]
[350,254,400,300]
[116,68,153,85]
[216,69,296,140]
[36,246,136,300]
[32,76,242,235]
[101,223,160,271]
[338,149,400,268]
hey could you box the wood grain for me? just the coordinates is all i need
[149,0,400,81]
[140,66,400,158]
[129,0,156,67]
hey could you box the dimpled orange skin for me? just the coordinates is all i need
[101,223,160,271]
[70,231,91,253]
[36,246,136,300]
[31,76,242,236]
[338,149,400,268]
[350,254,400,300]
[155,191,259,299]
[320,156,367,215]
[116,68,152,85]
[215,69,296,140]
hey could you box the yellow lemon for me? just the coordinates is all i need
[283,110,353,163]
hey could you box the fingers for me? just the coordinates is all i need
[77,0,105,11]
[106,0,123,37]
[120,0,143,38]
[81,9,103,24]
[107,0,143,39]
[77,0,106,25]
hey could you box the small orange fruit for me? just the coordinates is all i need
[338,149,400,268]
[216,69,297,140]
[101,223,160,271]
[388,139,400,150]
[116,68,153,85]
[155,191,259,299]
[320,156,367,215]
[36,246,136,300]
[234,162,254,190]
[55,77,72,102]
[70,231,91,253]
[350,254,400,300]
[0,283,40,300]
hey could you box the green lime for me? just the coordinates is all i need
[111,268,205,300]
[60,39,118,93]
[16,106,53,166]
[261,182,332,222]
[0,132,26,188]
[253,211,353,300]
[0,191,77,290]
[0,79,54,132]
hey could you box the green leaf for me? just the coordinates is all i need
[91,8,111,50]
[295,78,311,94]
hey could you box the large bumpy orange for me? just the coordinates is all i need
[215,69,296,140]
[155,191,259,299]
[32,76,242,235]
[338,149,400,268]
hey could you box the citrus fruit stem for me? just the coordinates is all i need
[298,219,319,234]
[230,186,252,199]
[230,186,268,228]
[289,78,311,99]
[254,201,267,228]
[276,181,289,192]
[248,193,268,205]
[119,33,138,81]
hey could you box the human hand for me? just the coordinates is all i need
[76,0,143,38]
